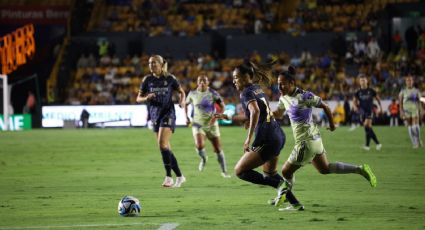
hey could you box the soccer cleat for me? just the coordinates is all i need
[198,156,207,171]
[268,197,288,206]
[362,146,370,151]
[376,144,382,151]
[162,176,174,187]
[419,140,423,147]
[221,172,231,178]
[360,164,377,188]
[278,203,305,211]
[173,176,186,188]
[274,180,290,207]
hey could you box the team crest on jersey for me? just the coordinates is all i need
[164,81,168,86]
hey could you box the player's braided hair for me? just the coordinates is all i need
[235,60,277,86]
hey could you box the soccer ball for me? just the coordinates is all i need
[117,195,141,217]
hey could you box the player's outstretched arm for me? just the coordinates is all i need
[177,87,186,108]
[317,101,336,131]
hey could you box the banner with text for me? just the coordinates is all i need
[0,114,32,131]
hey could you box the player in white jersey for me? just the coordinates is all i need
[185,75,230,178]
[399,74,423,148]
[271,66,377,208]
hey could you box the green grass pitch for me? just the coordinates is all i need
[0,126,424,229]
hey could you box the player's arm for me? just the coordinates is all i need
[317,101,336,131]
[399,93,405,119]
[374,94,383,114]
[245,100,260,152]
[184,100,191,126]
[136,90,155,103]
[352,96,359,112]
[273,107,285,119]
[177,86,186,108]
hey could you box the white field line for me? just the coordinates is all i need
[0,222,179,229]
[157,223,179,230]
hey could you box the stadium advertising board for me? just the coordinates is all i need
[0,114,31,131]
[42,104,231,128]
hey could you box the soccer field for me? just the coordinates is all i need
[0,126,424,229]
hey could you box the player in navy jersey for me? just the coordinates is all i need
[137,55,186,188]
[215,61,302,210]
[353,75,382,151]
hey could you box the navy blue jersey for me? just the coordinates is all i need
[240,84,285,160]
[140,74,180,121]
[240,84,273,124]
[355,88,376,112]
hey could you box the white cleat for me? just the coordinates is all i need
[362,146,370,151]
[221,172,231,178]
[278,204,305,211]
[173,176,186,188]
[198,157,207,171]
[162,176,174,188]
[376,144,382,151]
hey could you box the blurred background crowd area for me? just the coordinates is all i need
[89,0,414,35]
[68,36,425,106]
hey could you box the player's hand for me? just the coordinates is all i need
[146,93,156,100]
[179,101,185,109]
[209,116,217,127]
[186,117,191,126]
[243,121,250,130]
[213,113,228,120]
[243,138,251,153]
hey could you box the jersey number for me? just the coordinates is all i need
[260,97,272,122]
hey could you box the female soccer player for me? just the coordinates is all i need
[215,62,303,210]
[272,66,377,208]
[353,75,383,151]
[399,74,423,148]
[184,75,230,178]
[136,55,186,188]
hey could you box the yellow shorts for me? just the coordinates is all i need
[192,124,220,139]
[288,138,326,166]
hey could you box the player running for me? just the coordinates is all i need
[215,61,303,211]
[272,66,377,209]
[185,75,231,177]
[399,74,423,148]
[137,55,186,188]
[353,75,383,151]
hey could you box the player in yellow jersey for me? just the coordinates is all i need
[399,74,423,148]
[185,75,230,178]
[272,66,377,209]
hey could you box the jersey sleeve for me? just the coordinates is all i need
[185,91,193,104]
[211,89,223,103]
[371,88,377,97]
[278,97,286,110]
[398,89,403,99]
[354,90,360,100]
[241,89,256,105]
[302,91,322,107]
[140,76,149,94]
[170,75,181,91]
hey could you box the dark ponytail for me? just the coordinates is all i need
[235,60,276,86]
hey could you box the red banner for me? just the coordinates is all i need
[0,6,70,25]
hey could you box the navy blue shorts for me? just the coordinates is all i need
[251,121,286,162]
[152,116,176,133]
[359,109,373,123]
